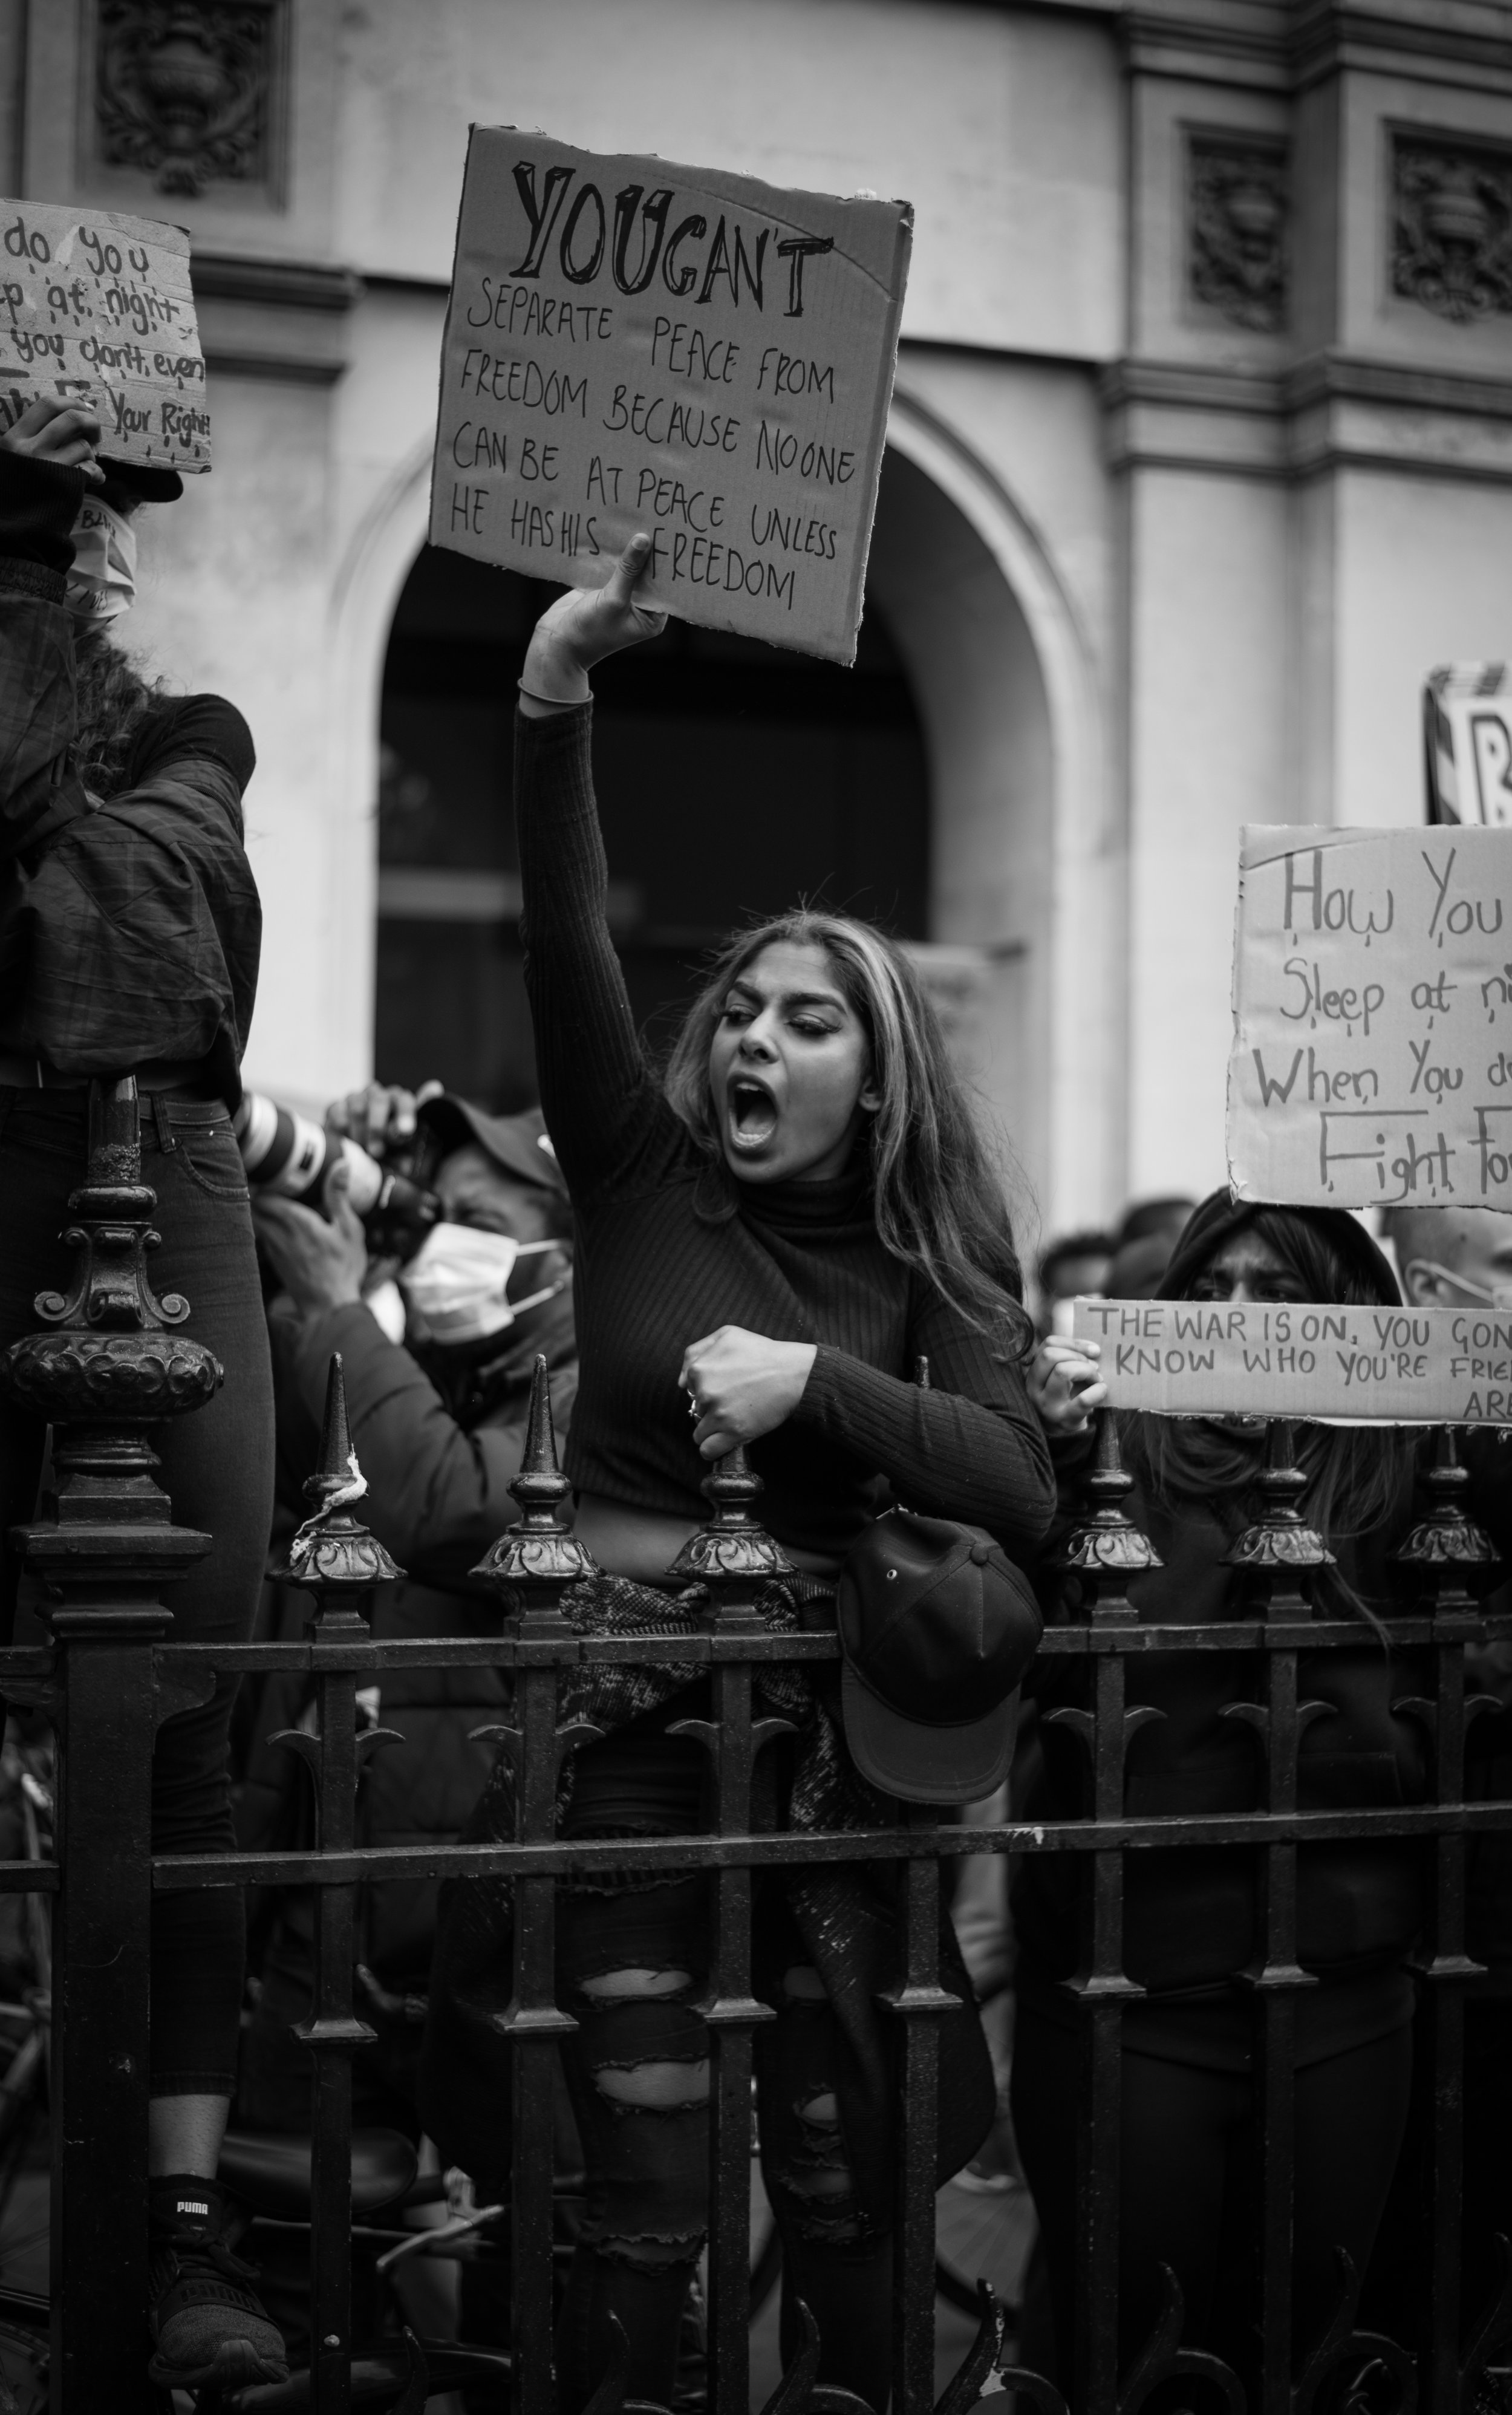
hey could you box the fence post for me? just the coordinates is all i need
[472,1355,595,2415]
[1393,1424,1502,2415]
[1049,1409,1161,2415]
[0,1076,221,2414]
[667,1444,792,2415]
[1224,1417,1334,2415]
[273,1352,400,2415]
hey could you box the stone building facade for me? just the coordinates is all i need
[6,0,1511,1230]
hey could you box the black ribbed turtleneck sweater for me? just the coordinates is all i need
[515,703,1054,1563]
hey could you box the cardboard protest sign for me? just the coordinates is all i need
[431,129,913,663]
[1425,665,1512,826]
[1226,825,1512,1210]
[1074,1297,1512,1425]
[0,203,206,472]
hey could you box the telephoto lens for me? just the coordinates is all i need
[234,1093,440,1259]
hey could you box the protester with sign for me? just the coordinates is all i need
[1015,1189,1512,2399]
[420,533,1053,2405]
[0,396,286,2392]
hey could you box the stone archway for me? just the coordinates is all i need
[331,409,1110,1228]
[882,392,1115,1234]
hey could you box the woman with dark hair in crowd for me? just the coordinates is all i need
[1018,1190,1512,2397]
[422,535,1055,2408]
[0,399,285,2389]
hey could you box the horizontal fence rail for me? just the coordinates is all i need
[0,1081,1509,2415]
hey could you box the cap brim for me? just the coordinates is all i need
[841,1663,1019,1807]
[418,1095,564,1191]
[97,458,184,503]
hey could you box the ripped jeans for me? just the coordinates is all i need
[553,1729,894,2412]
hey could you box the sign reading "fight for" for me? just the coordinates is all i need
[431,129,912,663]
[1227,824,1512,1210]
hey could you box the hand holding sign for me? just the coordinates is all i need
[521,531,669,707]
[0,395,105,482]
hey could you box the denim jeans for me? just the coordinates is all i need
[551,1727,893,2413]
[0,1087,273,2096]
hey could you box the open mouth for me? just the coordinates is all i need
[726,1077,780,1152]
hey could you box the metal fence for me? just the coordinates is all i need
[2,1079,1511,2415]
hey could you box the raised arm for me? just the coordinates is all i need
[513,533,670,1195]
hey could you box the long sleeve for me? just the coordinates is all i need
[514,701,673,1197]
[794,1285,1055,1557]
[277,1302,572,1584]
[0,452,91,868]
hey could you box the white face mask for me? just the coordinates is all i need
[65,497,137,622]
[1409,1259,1512,1312]
[397,1222,564,1348]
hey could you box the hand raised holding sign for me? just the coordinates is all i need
[519,532,668,715]
[0,395,105,483]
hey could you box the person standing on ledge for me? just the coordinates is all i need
[0,398,286,2392]
[421,534,1054,2410]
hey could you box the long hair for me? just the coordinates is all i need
[1127,1199,1416,1562]
[663,908,1031,1344]
[70,623,165,800]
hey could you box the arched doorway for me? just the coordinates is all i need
[347,426,1105,1224]
[374,499,930,1109]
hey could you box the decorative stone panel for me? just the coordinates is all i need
[1393,135,1512,325]
[93,1,287,202]
[1185,133,1289,334]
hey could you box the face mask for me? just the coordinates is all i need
[65,497,137,622]
[1409,1260,1512,1312]
[397,1222,564,1348]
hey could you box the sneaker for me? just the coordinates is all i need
[147,2174,290,2390]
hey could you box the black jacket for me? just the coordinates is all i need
[238,1286,578,1988]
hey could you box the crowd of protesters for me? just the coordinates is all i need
[1,397,1510,2410]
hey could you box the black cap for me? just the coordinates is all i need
[97,458,184,506]
[837,1510,1042,1805]
[417,1095,567,1195]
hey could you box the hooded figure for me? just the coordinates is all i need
[1011,1188,1512,2402]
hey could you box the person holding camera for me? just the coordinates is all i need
[0,398,286,2389]
[242,1085,576,2144]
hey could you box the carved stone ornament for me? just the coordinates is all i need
[1393,137,1512,325]
[1187,134,1290,334]
[94,1,281,200]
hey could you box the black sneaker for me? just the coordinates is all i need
[147,2174,290,2391]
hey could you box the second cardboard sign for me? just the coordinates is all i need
[431,129,913,665]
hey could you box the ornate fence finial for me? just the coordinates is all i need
[670,1442,793,1586]
[1225,1417,1334,1571]
[280,1354,400,1612]
[1057,1409,1162,1582]
[1395,1424,1498,1568]
[1,1074,221,1430]
[472,1354,597,1600]
[0,1075,222,1605]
